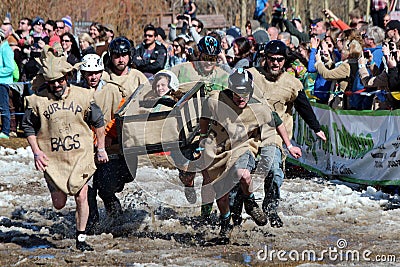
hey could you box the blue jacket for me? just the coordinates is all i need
[308,48,332,103]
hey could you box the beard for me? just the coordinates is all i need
[264,66,284,82]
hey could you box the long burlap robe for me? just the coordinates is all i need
[248,68,302,141]
[199,91,277,184]
[26,85,97,195]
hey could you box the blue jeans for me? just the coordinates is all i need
[259,145,284,195]
[0,84,10,135]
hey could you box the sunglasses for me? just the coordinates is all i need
[201,54,218,62]
[173,44,180,48]
[19,21,27,25]
[192,24,199,28]
[57,26,64,29]
[62,39,71,43]
[144,34,154,37]
[48,76,66,85]
[267,56,285,62]
[45,28,53,32]
[233,91,250,99]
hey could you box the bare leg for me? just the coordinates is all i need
[74,184,89,231]
[237,168,252,196]
[216,193,229,215]
[50,191,67,210]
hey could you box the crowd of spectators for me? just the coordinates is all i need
[1,1,400,139]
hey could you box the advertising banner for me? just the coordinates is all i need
[291,104,400,185]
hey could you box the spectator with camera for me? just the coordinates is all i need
[386,20,400,47]
[307,35,334,104]
[358,41,400,110]
[169,16,204,44]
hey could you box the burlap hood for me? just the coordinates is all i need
[37,45,74,81]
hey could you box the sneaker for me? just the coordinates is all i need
[9,131,17,137]
[244,196,268,226]
[0,132,9,139]
[76,241,94,252]
[184,185,197,204]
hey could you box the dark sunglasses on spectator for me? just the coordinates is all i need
[267,56,285,62]
[201,54,218,62]
[173,44,180,48]
[144,34,154,37]
[62,39,71,43]
[57,26,64,29]
[19,21,27,25]
[192,24,199,28]
[48,76,66,85]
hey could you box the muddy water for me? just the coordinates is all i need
[1,151,399,266]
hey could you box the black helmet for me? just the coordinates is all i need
[108,37,131,56]
[228,68,254,97]
[264,40,287,57]
[198,36,221,56]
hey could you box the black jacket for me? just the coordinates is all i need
[132,42,167,75]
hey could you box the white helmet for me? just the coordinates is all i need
[153,70,179,91]
[81,54,104,72]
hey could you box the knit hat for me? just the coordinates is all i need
[38,45,74,81]
[62,16,73,30]
[32,16,45,26]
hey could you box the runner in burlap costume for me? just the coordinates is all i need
[170,36,230,214]
[199,69,301,238]
[89,37,148,222]
[247,40,326,228]
[22,45,109,251]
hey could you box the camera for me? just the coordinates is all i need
[177,15,186,20]
[257,43,267,53]
[384,41,396,51]
[363,50,370,58]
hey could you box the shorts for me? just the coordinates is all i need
[213,150,256,198]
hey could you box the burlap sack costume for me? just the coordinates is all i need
[248,68,302,141]
[102,68,148,97]
[26,46,96,195]
[200,91,277,185]
[170,62,229,93]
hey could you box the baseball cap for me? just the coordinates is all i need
[386,20,400,31]
[155,27,166,40]
[309,18,323,26]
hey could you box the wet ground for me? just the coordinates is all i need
[1,137,400,266]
